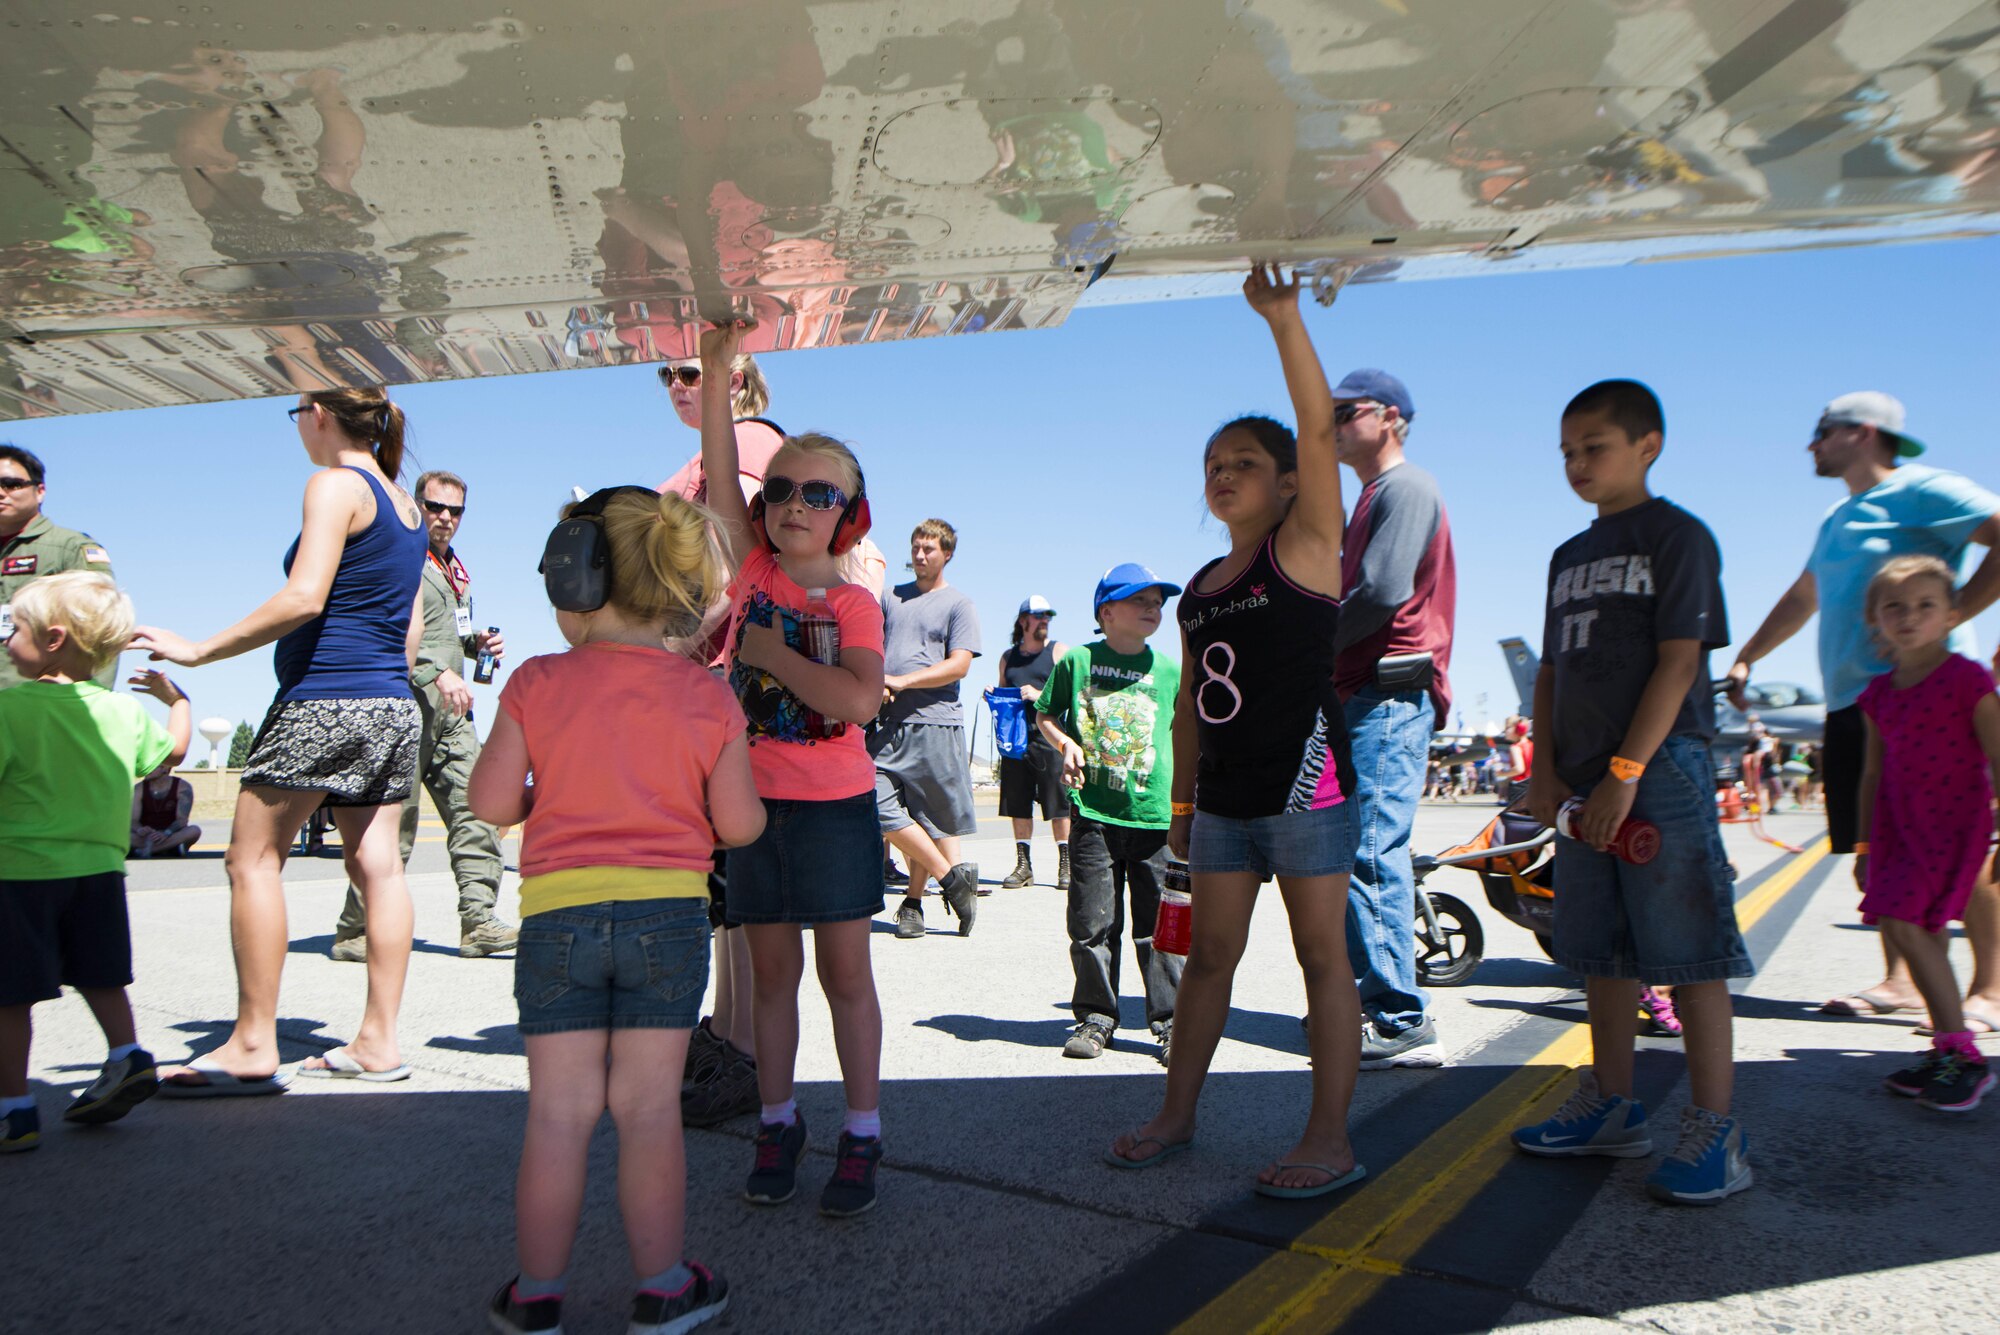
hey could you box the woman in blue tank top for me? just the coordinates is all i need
[131,387,427,1091]
[1105,267,1366,1199]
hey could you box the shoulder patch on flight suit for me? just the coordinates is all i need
[83,544,110,564]
[2,555,35,575]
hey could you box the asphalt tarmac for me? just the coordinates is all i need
[12,797,1998,1334]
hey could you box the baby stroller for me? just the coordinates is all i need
[1411,805,1557,985]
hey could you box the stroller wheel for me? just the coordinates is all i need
[1415,891,1484,987]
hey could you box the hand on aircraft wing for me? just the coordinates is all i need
[700,319,754,369]
[1242,262,1301,322]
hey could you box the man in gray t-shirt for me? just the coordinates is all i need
[873,519,984,939]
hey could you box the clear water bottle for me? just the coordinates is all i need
[799,589,843,740]
[1154,861,1193,957]
[1557,797,1661,864]
[474,626,500,684]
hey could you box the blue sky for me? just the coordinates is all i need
[9,236,1998,754]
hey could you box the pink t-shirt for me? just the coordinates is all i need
[1858,652,1998,932]
[500,642,747,877]
[726,547,884,801]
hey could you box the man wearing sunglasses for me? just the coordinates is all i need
[329,469,517,963]
[1726,393,2000,1022]
[1326,369,1458,1072]
[1,444,119,691]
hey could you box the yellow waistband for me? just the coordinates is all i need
[519,866,709,919]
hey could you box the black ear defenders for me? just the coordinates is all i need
[539,485,659,612]
[748,466,873,557]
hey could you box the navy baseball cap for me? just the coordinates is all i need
[1330,368,1414,422]
[1093,562,1182,611]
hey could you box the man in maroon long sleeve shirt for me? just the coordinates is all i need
[1328,369,1458,1068]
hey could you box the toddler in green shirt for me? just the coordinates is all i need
[1,572,190,1152]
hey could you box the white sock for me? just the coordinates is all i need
[844,1107,882,1138]
[1056,840,1068,850]
[760,1098,798,1126]
[107,1042,140,1062]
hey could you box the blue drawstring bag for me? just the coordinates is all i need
[985,687,1029,760]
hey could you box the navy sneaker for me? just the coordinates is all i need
[1646,1106,1753,1205]
[629,1262,728,1334]
[744,1110,809,1205]
[1,1103,39,1154]
[1918,1052,1996,1113]
[1512,1072,1652,1158]
[1884,1049,1949,1098]
[64,1047,160,1125]
[487,1277,563,1334]
[819,1131,882,1218]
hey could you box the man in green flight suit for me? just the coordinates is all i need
[1,444,119,691]
[331,469,517,960]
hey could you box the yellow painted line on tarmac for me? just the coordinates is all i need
[1172,835,1831,1335]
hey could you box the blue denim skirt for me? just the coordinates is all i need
[725,791,883,925]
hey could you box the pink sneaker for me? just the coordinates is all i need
[1640,987,1683,1038]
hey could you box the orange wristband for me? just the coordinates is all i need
[1853,841,1870,854]
[1609,756,1646,785]
[1171,802,1196,816]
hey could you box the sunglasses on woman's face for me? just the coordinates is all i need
[657,364,701,388]
[761,475,848,511]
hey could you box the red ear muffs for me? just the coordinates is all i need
[830,494,872,556]
[751,487,871,556]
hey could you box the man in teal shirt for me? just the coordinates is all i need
[1727,392,2000,1019]
[1034,563,1183,1065]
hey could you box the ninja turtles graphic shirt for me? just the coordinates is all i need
[1033,641,1180,828]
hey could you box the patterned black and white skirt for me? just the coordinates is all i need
[242,697,422,806]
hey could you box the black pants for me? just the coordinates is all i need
[1067,817,1182,1032]
[1821,703,1864,855]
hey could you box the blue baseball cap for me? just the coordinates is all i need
[1094,562,1182,611]
[1330,368,1414,423]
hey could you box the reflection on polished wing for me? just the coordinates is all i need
[4,0,2000,417]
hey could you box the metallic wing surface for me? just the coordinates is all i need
[5,0,2000,417]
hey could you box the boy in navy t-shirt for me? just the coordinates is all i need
[1512,380,1754,1206]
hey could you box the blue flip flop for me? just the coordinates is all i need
[1104,1131,1193,1169]
[1254,1161,1368,1199]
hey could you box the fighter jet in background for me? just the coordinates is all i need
[1498,636,1824,749]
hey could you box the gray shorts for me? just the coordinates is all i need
[869,721,978,839]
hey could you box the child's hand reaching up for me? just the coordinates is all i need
[1242,262,1302,323]
[699,319,753,371]
[128,668,186,705]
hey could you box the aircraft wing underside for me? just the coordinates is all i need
[4,0,1999,418]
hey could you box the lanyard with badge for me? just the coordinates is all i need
[432,549,474,638]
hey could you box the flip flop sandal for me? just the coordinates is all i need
[157,1057,293,1099]
[295,1049,414,1083]
[1254,1162,1368,1200]
[1104,1131,1193,1170]
[1820,993,1918,1017]
[1917,1007,2000,1038]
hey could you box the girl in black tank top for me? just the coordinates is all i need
[1106,266,1365,1199]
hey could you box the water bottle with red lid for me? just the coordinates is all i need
[798,588,844,740]
[1557,797,1660,864]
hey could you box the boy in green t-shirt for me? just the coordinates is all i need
[1,572,190,1153]
[1034,564,1184,1065]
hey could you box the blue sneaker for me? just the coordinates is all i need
[1512,1072,1653,1158]
[1,1103,41,1154]
[1645,1106,1752,1205]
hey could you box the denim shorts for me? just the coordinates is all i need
[1187,800,1358,880]
[726,792,883,925]
[1551,734,1753,986]
[513,898,711,1036]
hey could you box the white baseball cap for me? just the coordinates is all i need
[1018,595,1056,617]
[1820,391,1924,457]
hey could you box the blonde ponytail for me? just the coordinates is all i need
[597,490,727,635]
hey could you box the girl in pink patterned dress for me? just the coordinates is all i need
[1857,556,2000,1113]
